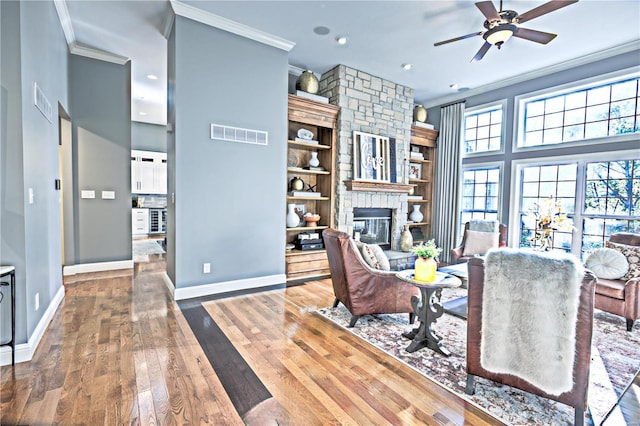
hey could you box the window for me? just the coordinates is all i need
[518,164,577,252]
[515,156,640,258]
[517,74,640,148]
[463,102,504,155]
[459,166,501,232]
[582,160,640,254]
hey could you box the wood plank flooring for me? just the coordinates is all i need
[1,255,638,425]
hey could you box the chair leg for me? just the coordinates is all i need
[574,407,584,426]
[626,318,634,331]
[409,312,415,324]
[332,298,340,308]
[465,375,475,395]
[348,315,360,328]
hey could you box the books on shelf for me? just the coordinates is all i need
[295,90,329,103]
[290,191,322,197]
[408,195,423,200]
[413,121,435,129]
[294,137,319,144]
[410,152,424,160]
[303,166,326,171]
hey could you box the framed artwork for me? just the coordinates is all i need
[409,163,422,179]
[353,131,391,182]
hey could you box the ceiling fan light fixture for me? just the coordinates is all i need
[483,23,518,48]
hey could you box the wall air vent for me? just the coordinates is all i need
[210,123,268,146]
[34,82,53,123]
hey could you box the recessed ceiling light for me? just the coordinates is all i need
[147,74,158,80]
[335,35,348,45]
[401,63,412,70]
[139,112,147,116]
[313,26,330,36]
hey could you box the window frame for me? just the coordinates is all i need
[513,67,640,153]
[462,99,507,158]
[509,149,640,256]
[457,161,504,241]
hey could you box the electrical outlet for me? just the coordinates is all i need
[35,293,40,311]
[203,263,211,274]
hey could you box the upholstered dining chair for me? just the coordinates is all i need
[466,250,596,426]
[322,228,419,327]
[450,220,507,264]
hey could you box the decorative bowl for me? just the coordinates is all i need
[305,214,321,226]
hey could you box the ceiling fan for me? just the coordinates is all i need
[434,0,578,62]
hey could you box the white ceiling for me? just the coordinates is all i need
[61,0,640,126]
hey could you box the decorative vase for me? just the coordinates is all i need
[290,176,304,191]
[400,225,413,252]
[413,104,427,123]
[286,204,300,228]
[409,205,423,223]
[296,70,319,94]
[309,151,320,168]
[414,256,437,282]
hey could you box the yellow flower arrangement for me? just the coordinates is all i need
[527,196,574,251]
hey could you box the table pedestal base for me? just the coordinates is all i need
[402,287,451,357]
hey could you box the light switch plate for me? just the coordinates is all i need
[102,191,115,199]
[81,190,95,199]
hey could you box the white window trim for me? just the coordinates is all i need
[457,161,504,241]
[513,66,640,153]
[462,99,508,158]
[509,149,639,252]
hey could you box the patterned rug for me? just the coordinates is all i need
[316,288,640,426]
[132,239,165,262]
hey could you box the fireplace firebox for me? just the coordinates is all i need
[353,208,392,249]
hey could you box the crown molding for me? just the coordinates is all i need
[162,6,175,39]
[70,42,130,65]
[53,0,75,46]
[421,39,640,109]
[170,0,295,52]
[288,65,306,77]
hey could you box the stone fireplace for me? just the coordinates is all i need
[318,65,414,250]
[353,208,392,249]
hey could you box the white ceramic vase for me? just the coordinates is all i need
[286,203,300,228]
[409,205,423,223]
[309,151,320,168]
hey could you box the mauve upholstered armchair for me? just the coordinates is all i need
[450,221,507,264]
[322,228,418,327]
[595,232,640,331]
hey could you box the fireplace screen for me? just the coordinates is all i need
[353,208,392,249]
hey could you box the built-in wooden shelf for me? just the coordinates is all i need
[287,140,331,150]
[344,180,414,194]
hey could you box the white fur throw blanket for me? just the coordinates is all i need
[480,248,584,396]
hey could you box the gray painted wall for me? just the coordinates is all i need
[69,55,132,264]
[427,49,640,240]
[167,16,287,289]
[132,121,167,152]
[0,0,69,343]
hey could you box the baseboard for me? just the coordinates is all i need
[174,274,286,301]
[63,259,134,276]
[162,273,175,298]
[0,285,65,366]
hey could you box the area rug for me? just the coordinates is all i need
[316,288,640,426]
[133,239,165,262]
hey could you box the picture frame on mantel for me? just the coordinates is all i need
[353,131,391,182]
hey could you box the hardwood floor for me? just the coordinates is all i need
[1,255,637,424]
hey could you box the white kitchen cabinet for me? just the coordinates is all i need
[131,150,167,194]
[132,208,149,235]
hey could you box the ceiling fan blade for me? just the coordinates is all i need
[434,31,483,46]
[513,27,558,44]
[517,0,579,24]
[471,41,492,62]
[475,1,500,21]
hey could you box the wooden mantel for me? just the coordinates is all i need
[344,180,415,194]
